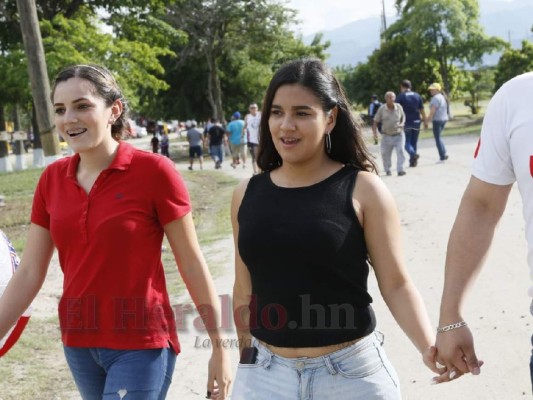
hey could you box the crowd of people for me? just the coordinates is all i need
[0,58,532,400]
[369,79,450,176]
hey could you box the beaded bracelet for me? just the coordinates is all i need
[436,321,467,334]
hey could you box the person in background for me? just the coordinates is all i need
[396,80,426,167]
[426,82,449,163]
[226,111,246,169]
[434,72,533,387]
[150,132,159,154]
[0,64,231,399]
[373,91,407,177]
[206,119,227,169]
[368,94,382,145]
[160,131,170,158]
[231,58,442,400]
[243,103,261,175]
[186,120,204,170]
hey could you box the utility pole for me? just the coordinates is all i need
[380,0,388,41]
[16,0,60,166]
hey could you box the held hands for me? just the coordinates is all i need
[431,325,483,384]
[206,347,232,399]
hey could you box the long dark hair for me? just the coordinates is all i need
[51,64,129,141]
[257,58,377,172]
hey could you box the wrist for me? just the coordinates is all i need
[437,320,467,334]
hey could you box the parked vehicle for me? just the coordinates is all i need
[126,119,148,138]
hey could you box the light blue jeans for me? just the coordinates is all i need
[63,347,176,400]
[380,133,406,174]
[231,332,401,399]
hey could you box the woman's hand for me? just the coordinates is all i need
[423,345,447,375]
[206,347,232,399]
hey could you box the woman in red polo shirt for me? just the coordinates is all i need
[0,64,231,399]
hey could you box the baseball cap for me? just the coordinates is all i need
[232,111,241,119]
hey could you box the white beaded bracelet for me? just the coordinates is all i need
[436,321,467,334]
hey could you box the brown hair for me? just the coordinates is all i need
[51,64,129,141]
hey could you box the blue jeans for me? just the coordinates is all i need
[432,120,447,160]
[63,347,176,400]
[231,332,400,399]
[404,122,421,162]
[210,144,224,164]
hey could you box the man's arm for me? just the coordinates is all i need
[372,120,379,144]
[435,176,512,382]
[420,106,428,129]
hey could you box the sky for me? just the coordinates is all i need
[287,0,519,36]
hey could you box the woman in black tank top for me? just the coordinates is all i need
[230,58,445,400]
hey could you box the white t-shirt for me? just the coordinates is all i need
[245,112,261,144]
[472,71,533,296]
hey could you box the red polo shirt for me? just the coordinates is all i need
[31,141,191,353]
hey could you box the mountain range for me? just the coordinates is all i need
[304,0,533,67]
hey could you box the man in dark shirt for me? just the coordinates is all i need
[206,119,227,169]
[368,94,382,145]
[396,80,427,167]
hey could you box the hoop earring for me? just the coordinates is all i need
[325,131,332,154]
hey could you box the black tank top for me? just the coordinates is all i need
[238,165,376,347]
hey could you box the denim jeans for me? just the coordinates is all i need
[231,332,401,400]
[380,133,406,174]
[63,347,176,400]
[432,120,448,160]
[530,333,533,394]
[404,122,421,162]
[210,145,224,164]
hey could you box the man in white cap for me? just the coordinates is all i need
[426,82,449,163]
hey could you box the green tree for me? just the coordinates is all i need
[41,8,174,113]
[341,36,438,107]
[0,0,179,124]
[457,67,494,114]
[493,40,533,92]
[163,0,329,121]
[387,0,506,95]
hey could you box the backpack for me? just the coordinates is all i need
[370,101,381,119]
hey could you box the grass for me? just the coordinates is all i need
[0,164,237,399]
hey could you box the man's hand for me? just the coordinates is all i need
[432,325,482,384]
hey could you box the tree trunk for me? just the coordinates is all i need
[16,0,60,162]
[12,104,21,131]
[0,103,7,159]
[205,49,224,121]
[31,103,42,148]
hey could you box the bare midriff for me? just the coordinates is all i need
[257,335,366,358]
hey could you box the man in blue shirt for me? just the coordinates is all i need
[226,111,246,169]
[396,80,427,167]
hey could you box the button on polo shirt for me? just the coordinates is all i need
[31,141,191,353]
